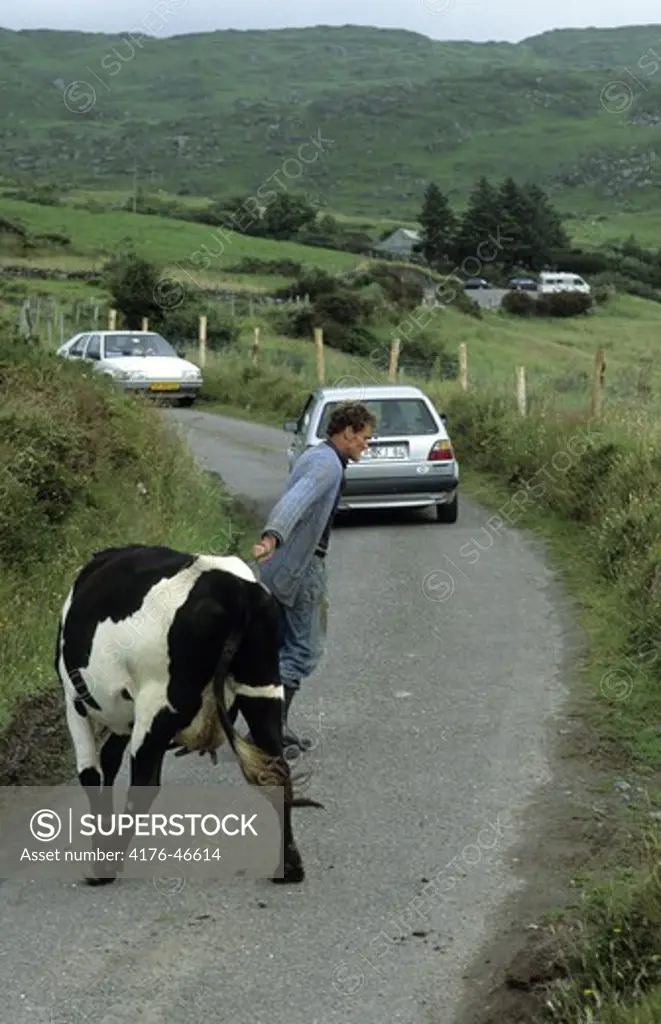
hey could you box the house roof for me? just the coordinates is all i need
[374,227,421,250]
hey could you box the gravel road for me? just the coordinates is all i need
[1,408,570,1024]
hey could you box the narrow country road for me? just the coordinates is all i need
[1,408,570,1024]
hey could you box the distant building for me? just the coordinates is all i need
[370,227,421,259]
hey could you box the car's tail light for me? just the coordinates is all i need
[428,439,454,461]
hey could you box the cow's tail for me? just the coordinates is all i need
[211,636,322,809]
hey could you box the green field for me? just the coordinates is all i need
[0,197,362,283]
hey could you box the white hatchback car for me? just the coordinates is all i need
[57,330,203,406]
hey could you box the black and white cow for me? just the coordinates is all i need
[55,543,320,886]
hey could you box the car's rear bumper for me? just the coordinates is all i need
[338,472,458,511]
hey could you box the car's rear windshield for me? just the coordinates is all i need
[104,333,176,357]
[316,398,439,438]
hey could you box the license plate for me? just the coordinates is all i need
[150,382,180,391]
[366,444,407,459]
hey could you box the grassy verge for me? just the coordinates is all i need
[422,391,661,1022]
[0,334,262,785]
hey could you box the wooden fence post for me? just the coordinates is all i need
[59,312,65,346]
[252,326,260,366]
[516,366,527,417]
[591,348,606,418]
[199,315,207,367]
[388,338,401,382]
[142,317,149,331]
[315,327,325,385]
[459,342,468,390]
[108,308,117,329]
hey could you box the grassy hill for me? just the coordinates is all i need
[3,23,661,217]
[0,196,364,297]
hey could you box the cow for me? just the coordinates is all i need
[55,543,321,887]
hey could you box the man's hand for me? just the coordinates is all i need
[252,534,277,562]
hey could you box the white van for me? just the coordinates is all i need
[539,271,590,294]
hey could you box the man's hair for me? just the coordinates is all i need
[327,401,377,438]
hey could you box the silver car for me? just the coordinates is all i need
[284,384,459,522]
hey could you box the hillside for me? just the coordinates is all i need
[2,23,661,216]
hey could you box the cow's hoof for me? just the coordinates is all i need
[84,873,116,886]
[84,859,118,886]
[271,856,305,884]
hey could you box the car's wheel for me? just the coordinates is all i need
[436,494,458,523]
[178,396,196,407]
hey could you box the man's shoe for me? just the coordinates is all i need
[282,686,312,751]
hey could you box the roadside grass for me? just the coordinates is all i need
[0,333,259,781]
[436,391,661,1022]
[181,291,661,426]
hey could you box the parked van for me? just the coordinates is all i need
[538,271,590,294]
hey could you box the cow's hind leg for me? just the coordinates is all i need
[85,684,182,885]
[63,693,115,888]
[65,693,103,812]
[234,690,305,884]
[83,731,130,886]
[97,731,130,821]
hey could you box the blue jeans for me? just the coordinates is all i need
[279,556,328,692]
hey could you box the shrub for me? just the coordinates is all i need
[274,268,340,303]
[158,302,240,352]
[103,246,179,328]
[286,305,378,357]
[226,257,302,276]
[503,290,593,317]
[590,271,661,303]
[546,247,614,275]
[447,287,483,318]
[535,291,593,317]
[350,264,426,309]
[501,290,537,316]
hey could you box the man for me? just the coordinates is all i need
[251,401,377,750]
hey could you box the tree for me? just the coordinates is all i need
[418,182,456,266]
[261,193,317,239]
[523,182,570,266]
[103,245,183,328]
[453,176,503,267]
[496,177,550,271]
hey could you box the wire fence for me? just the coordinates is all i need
[5,293,659,420]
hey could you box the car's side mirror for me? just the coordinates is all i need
[440,414,448,428]
[284,420,297,432]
